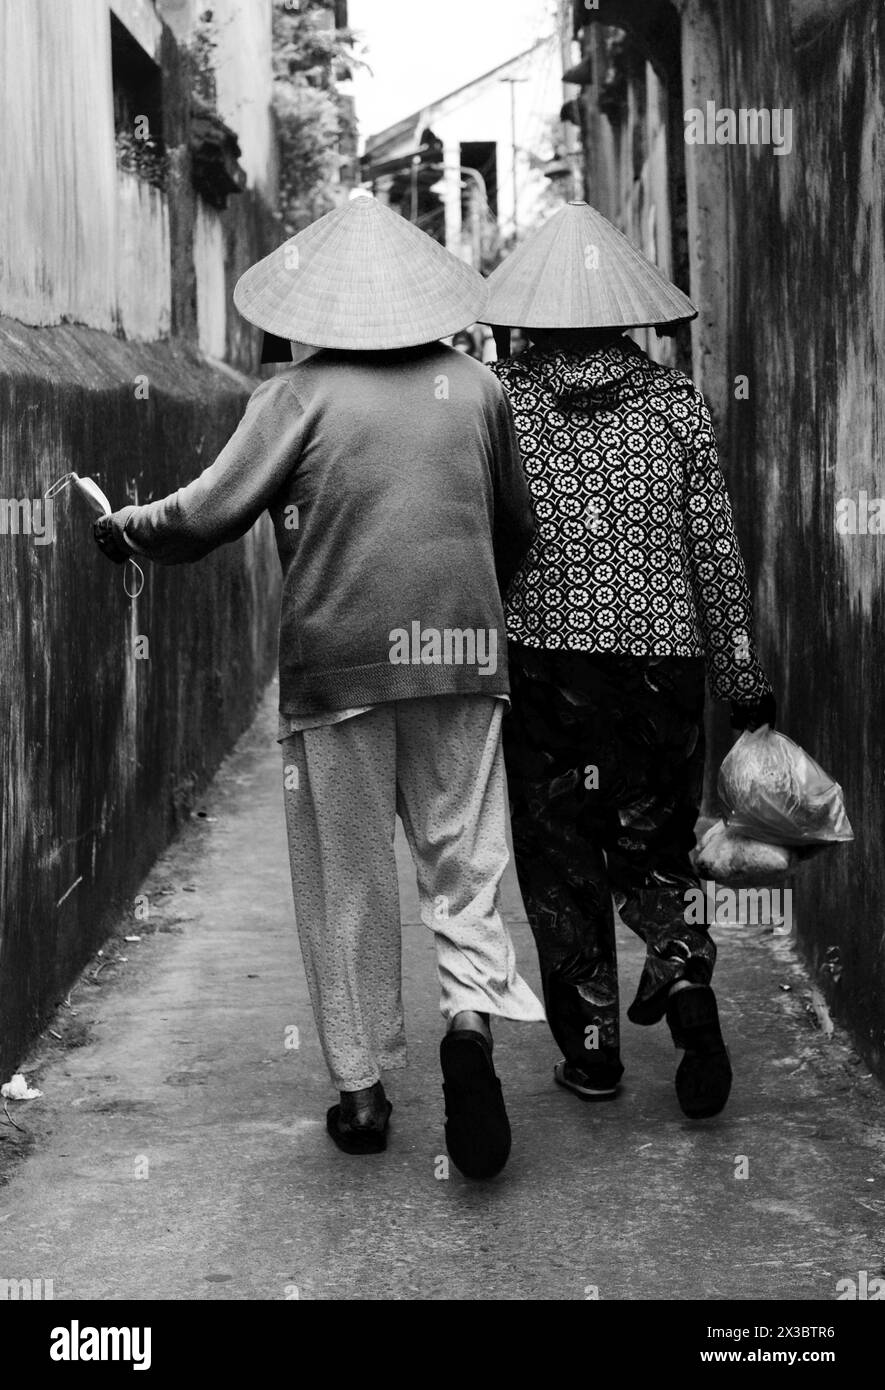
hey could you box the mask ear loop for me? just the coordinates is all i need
[44,472,144,599]
[44,472,75,500]
[123,559,145,599]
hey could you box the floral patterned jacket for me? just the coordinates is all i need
[491,337,772,704]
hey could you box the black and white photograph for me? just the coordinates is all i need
[0,0,883,1344]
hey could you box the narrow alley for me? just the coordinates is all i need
[2,0,884,1339]
[2,685,882,1301]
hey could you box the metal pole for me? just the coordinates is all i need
[410,154,420,223]
[424,162,496,266]
[471,182,481,268]
[509,80,518,237]
[458,166,488,267]
[499,76,527,240]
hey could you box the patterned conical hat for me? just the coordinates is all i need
[482,200,696,329]
[234,193,488,350]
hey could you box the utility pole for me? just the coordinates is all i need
[409,154,420,223]
[424,162,493,267]
[499,75,528,240]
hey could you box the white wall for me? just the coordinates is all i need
[210,0,274,193]
[0,0,172,339]
[0,0,118,331]
[194,202,227,358]
[0,0,275,348]
[155,0,275,192]
[116,172,172,339]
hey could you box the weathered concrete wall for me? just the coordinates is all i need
[0,0,281,365]
[0,2,287,1076]
[706,0,885,1075]
[573,11,693,371]
[210,0,275,194]
[117,172,173,340]
[575,0,885,1074]
[154,0,275,195]
[195,202,228,358]
[0,0,121,332]
[0,321,281,1081]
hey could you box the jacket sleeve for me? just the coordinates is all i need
[488,384,536,596]
[111,374,303,564]
[680,388,773,704]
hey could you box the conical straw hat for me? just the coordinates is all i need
[234,193,488,350]
[482,200,696,330]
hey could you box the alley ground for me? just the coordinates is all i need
[1,684,883,1302]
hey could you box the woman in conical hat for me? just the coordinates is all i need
[92,193,545,1178]
[482,200,775,1118]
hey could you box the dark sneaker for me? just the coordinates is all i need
[666,985,732,1118]
[440,1030,511,1179]
[553,1060,621,1101]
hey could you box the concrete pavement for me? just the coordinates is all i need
[1,683,883,1301]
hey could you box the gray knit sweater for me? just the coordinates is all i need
[111,344,536,715]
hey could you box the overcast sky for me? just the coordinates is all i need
[348,0,556,143]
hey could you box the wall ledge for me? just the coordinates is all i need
[0,319,257,400]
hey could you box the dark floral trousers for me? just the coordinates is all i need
[502,642,715,1081]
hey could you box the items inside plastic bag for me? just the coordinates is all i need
[695,819,800,888]
[718,727,854,847]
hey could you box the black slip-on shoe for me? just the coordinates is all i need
[440,1029,511,1179]
[553,1060,621,1101]
[326,1099,392,1155]
[666,985,733,1119]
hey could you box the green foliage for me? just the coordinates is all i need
[271,0,363,232]
[115,130,169,190]
[190,8,220,107]
[272,0,362,85]
[275,83,346,230]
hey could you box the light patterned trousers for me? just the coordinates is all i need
[280,695,545,1092]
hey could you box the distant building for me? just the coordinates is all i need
[362,32,579,269]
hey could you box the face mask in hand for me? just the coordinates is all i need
[44,472,145,597]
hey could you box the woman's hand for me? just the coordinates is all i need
[730,693,777,732]
[93,513,130,565]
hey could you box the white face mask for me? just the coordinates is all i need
[45,472,145,597]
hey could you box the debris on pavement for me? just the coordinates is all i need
[1,1074,43,1101]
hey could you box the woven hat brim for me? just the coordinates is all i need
[234,198,488,350]
[481,202,697,329]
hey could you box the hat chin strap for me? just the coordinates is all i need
[260,331,292,364]
[491,326,512,359]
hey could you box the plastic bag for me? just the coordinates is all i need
[718,727,854,847]
[695,819,799,888]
